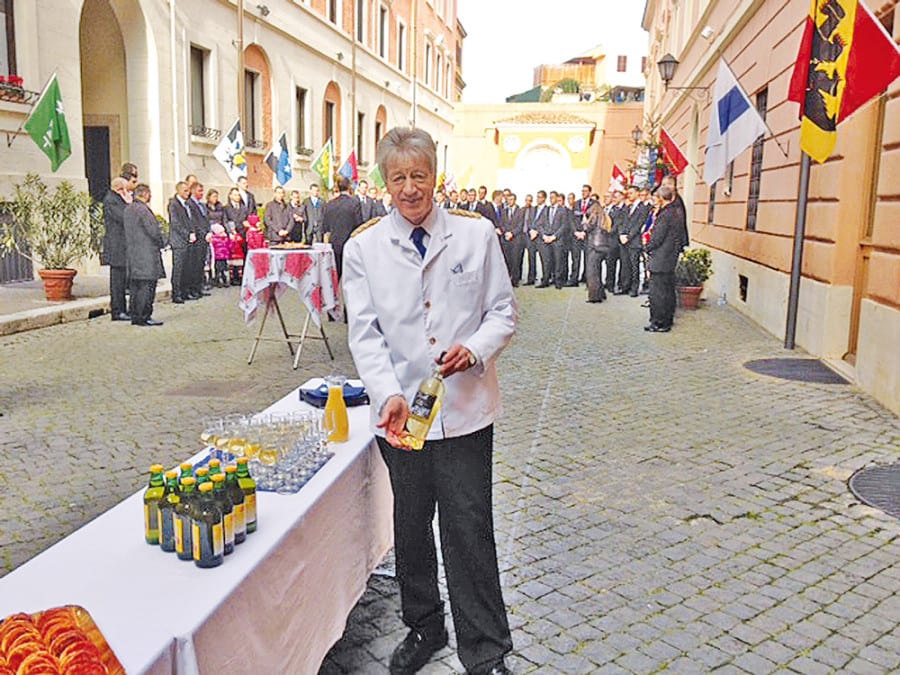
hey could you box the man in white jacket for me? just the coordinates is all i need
[343,127,516,675]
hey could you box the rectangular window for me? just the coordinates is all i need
[746,87,768,231]
[328,0,338,24]
[708,183,716,225]
[357,112,365,159]
[425,43,432,86]
[617,55,627,72]
[244,70,260,145]
[435,52,442,93]
[295,86,307,151]
[378,6,388,58]
[398,21,406,71]
[0,0,15,76]
[641,56,647,74]
[375,120,383,146]
[446,62,452,98]
[356,0,365,42]
[325,101,335,144]
[189,46,206,132]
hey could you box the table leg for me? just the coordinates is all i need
[319,320,335,361]
[247,296,271,365]
[292,310,313,370]
[272,294,296,357]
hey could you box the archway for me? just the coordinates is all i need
[243,43,273,189]
[506,140,580,198]
[375,105,387,153]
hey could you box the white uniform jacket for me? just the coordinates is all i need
[343,206,517,440]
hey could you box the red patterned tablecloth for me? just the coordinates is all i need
[239,247,341,326]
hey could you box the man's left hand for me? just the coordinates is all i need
[439,344,475,377]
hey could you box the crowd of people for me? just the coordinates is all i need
[101,164,393,326]
[432,176,689,332]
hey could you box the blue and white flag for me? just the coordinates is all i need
[703,60,768,185]
[213,119,246,183]
[264,131,293,186]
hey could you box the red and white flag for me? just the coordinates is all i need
[609,163,626,191]
[660,128,689,176]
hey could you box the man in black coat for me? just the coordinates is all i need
[475,186,495,222]
[605,190,626,292]
[357,180,377,221]
[322,176,365,278]
[570,185,595,286]
[520,194,537,285]
[301,183,325,242]
[644,185,684,332]
[498,193,525,286]
[542,192,570,289]
[264,186,293,244]
[124,184,165,326]
[618,186,650,296]
[237,175,257,214]
[102,177,131,321]
[188,181,211,297]
[168,181,194,303]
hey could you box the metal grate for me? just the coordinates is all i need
[849,464,900,519]
[743,358,849,384]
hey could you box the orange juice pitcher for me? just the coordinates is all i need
[323,375,350,443]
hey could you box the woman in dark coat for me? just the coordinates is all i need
[223,186,251,258]
[206,188,226,229]
[584,201,614,303]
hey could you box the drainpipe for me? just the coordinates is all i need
[169,0,181,184]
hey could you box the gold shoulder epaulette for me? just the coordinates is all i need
[351,216,383,238]
[447,208,482,219]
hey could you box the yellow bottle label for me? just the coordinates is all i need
[224,512,234,543]
[144,504,150,534]
[245,494,257,523]
[212,523,224,556]
[174,518,184,553]
[234,503,246,532]
[192,522,201,560]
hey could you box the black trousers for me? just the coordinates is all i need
[109,265,127,315]
[171,247,188,300]
[378,426,512,673]
[537,240,555,285]
[568,240,584,284]
[188,243,205,293]
[619,244,641,294]
[524,238,538,283]
[553,243,569,288]
[129,278,157,323]
[649,271,676,328]
[585,248,608,302]
[604,246,620,291]
[501,238,524,285]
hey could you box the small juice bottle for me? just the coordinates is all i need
[323,375,350,443]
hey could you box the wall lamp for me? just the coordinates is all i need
[257,4,270,16]
[631,125,643,146]
[657,53,709,101]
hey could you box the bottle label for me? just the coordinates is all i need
[224,512,234,544]
[245,494,257,524]
[159,506,174,549]
[192,522,201,561]
[234,503,246,533]
[212,523,224,556]
[193,520,224,561]
[410,391,437,419]
[145,503,159,534]
[174,517,184,554]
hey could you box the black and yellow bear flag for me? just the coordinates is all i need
[788,0,900,163]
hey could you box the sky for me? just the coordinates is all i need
[455,0,648,103]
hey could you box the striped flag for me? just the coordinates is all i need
[660,128,689,176]
[788,0,900,163]
[311,138,334,190]
[338,150,359,183]
[264,131,292,186]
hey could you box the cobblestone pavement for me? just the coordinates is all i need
[2,283,899,674]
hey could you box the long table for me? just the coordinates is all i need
[0,388,392,674]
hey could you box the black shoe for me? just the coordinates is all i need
[523,281,535,286]
[186,293,201,300]
[199,291,211,297]
[614,290,627,295]
[111,312,131,322]
[629,292,639,297]
[143,318,164,326]
[647,324,671,333]
[484,663,511,675]
[535,283,550,288]
[172,297,185,304]
[389,627,449,674]
[644,323,657,332]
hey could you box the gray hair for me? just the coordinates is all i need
[133,184,151,200]
[376,127,437,176]
[657,185,675,201]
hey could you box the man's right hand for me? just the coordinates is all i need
[377,395,410,449]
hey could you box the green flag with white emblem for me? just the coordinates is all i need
[24,74,71,172]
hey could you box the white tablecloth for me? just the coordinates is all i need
[0,389,392,674]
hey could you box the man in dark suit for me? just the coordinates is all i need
[543,192,570,289]
[264,185,292,244]
[478,189,500,224]
[188,181,211,297]
[570,185,595,286]
[322,176,365,278]
[357,180,377,221]
[301,183,325,242]
[618,187,650,296]
[644,185,685,332]
[662,175,689,249]
[520,194,537,285]
[532,191,554,287]
[474,185,492,220]
[498,193,525,286]
[168,181,194,304]
[237,175,257,214]
[124,184,165,326]
[606,190,626,292]
[102,177,131,321]
[369,186,388,217]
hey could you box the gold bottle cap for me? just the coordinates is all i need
[199,483,214,492]
[211,474,226,483]
[209,459,221,468]
[196,467,210,476]
[165,470,178,479]
[150,464,164,472]
[180,463,193,471]
[236,457,248,466]
[181,477,196,486]
[225,465,237,474]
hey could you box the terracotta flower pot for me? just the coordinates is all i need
[38,268,78,301]
[676,285,703,309]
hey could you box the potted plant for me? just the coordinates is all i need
[675,247,713,309]
[0,173,99,301]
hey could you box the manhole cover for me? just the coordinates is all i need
[743,358,848,384]
[849,464,900,519]
[167,380,250,398]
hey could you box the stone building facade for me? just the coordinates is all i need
[642,0,900,414]
[0,0,461,209]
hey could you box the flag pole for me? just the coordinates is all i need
[6,72,56,148]
[784,151,811,349]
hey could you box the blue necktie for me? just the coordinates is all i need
[411,227,427,258]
